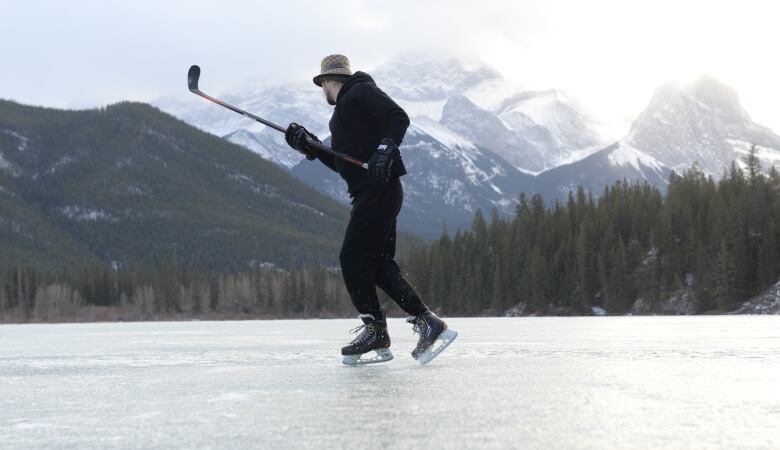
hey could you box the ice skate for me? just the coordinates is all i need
[341,315,393,366]
[408,311,458,364]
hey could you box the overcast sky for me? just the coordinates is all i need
[1,0,779,130]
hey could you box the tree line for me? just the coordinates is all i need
[0,261,356,323]
[404,147,780,315]
[2,148,778,323]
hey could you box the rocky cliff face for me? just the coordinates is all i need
[735,281,780,314]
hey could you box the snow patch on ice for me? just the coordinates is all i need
[13,420,55,430]
[212,392,249,402]
[132,412,163,420]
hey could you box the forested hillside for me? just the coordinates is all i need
[0,100,351,270]
[404,148,780,315]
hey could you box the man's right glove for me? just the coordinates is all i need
[367,138,399,183]
[285,123,320,160]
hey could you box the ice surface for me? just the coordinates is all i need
[2,317,780,449]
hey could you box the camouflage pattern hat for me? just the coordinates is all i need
[313,54,353,87]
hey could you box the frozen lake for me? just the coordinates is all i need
[2,317,780,449]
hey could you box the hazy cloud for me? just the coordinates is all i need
[1,0,778,130]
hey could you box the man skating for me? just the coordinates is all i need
[284,54,457,365]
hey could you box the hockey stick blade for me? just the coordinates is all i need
[187,65,200,92]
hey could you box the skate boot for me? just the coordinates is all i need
[341,314,393,366]
[407,310,458,364]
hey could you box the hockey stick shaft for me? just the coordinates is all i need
[187,65,367,170]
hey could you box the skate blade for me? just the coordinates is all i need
[342,348,394,366]
[417,329,458,365]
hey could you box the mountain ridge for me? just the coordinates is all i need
[153,58,780,237]
[0,99,353,270]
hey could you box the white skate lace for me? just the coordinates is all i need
[406,316,425,335]
[349,324,374,344]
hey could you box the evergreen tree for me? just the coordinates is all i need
[712,238,737,310]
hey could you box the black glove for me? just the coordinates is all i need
[285,123,320,160]
[367,138,399,183]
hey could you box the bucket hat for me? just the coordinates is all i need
[313,54,353,86]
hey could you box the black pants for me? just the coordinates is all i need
[339,178,428,321]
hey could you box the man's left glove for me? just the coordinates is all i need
[285,123,320,160]
[367,138,399,183]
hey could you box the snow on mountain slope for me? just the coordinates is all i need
[622,77,780,176]
[155,81,330,169]
[500,90,604,149]
[409,117,510,196]
[372,55,503,102]
[373,57,612,174]
[532,143,671,201]
[487,89,610,169]
[607,142,665,173]
[533,76,780,202]
[372,56,504,122]
[439,95,548,174]
[439,88,611,174]
[462,78,527,112]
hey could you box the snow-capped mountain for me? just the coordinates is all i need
[372,55,503,103]
[373,56,614,174]
[531,76,780,201]
[617,77,780,176]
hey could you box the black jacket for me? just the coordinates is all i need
[316,72,409,195]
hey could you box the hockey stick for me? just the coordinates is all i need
[187,65,368,169]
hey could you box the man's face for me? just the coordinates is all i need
[322,81,337,106]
